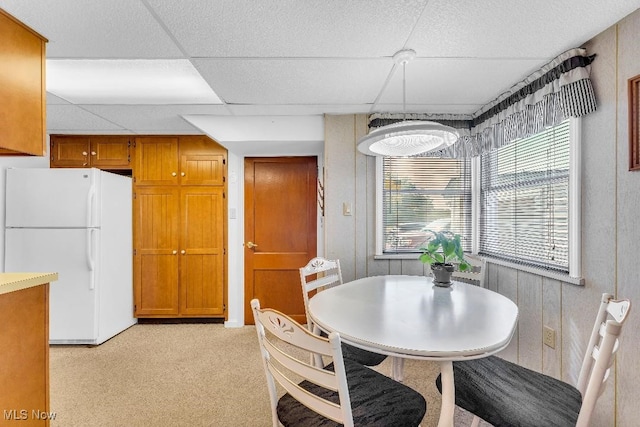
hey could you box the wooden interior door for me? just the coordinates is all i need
[244,157,317,324]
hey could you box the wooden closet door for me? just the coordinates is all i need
[179,187,225,316]
[134,186,180,316]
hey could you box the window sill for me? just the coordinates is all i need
[484,256,584,286]
[374,253,585,286]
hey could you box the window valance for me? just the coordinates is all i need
[368,48,597,158]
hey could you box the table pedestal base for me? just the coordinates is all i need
[438,361,455,427]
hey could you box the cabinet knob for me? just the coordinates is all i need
[82,151,88,156]
[172,250,177,255]
[181,172,185,177]
[172,172,177,177]
[181,250,186,255]
[91,151,96,156]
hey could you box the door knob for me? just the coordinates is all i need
[246,241,258,249]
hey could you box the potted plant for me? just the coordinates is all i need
[418,230,470,287]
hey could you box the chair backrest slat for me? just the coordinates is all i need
[451,254,486,288]
[299,257,343,332]
[251,299,354,427]
[263,338,337,391]
[575,294,631,427]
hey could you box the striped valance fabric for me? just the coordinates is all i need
[368,48,597,158]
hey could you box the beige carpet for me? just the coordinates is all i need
[49,323,490,426]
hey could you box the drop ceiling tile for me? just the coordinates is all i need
[46,93,71,105]
[1,0,183,58]
[46,105,126,133]
[183,115,324,143]
[377,58,544,109]
[410,0,640,58]
[147,0,428,57]
[80,104,230,133]
[226,104,371,115]
[193,58,392,104]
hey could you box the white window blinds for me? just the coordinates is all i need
[382,157,471,253]
[480,119,570,272]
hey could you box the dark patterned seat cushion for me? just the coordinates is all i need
[277,360,426,426]
[435,355,582,427]
[319,330,387,366]
[340,342,387,366]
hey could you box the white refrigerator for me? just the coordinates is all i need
[4,168,136,345]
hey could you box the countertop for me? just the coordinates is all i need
[0,272,58,295]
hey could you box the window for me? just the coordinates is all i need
[379,156,472,254]
[479,119,572,272]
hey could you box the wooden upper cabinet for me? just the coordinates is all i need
[91,136,131,168]
[134,135,226,186]
[50,135,131,169]
[179,136,226,186]
[134,137,179,186]
[0,9,47,156]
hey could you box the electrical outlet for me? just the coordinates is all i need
[543,325,556,349]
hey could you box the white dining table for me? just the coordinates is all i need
[307,274,519,427]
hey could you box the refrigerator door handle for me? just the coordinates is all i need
[86,185,96,228]
[87,229,96,290]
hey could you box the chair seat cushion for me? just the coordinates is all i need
[277,360,426,426]
[319,330,387,366]
[341,342,387,366]
[435,356,582,427]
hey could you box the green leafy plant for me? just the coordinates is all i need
[418,230,470,271]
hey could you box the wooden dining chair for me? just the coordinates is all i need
[451,254,486,287]
[251,299,427,427]
[436,293,631,427]
[299,257,387,368]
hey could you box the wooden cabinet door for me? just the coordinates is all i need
[0,284,50,426]
[134,186,180,316]
[180,153,226,186]
[90,136,131,169]
[134,137,179,186]
[179,187,225,316]
[50,136,91,167]
[178,136,226,186]
[0,10,46,156]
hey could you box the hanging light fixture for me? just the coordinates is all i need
[357,49,459,157]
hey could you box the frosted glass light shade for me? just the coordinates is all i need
[357,121,459,157]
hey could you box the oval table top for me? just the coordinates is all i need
[308,274,519,361]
